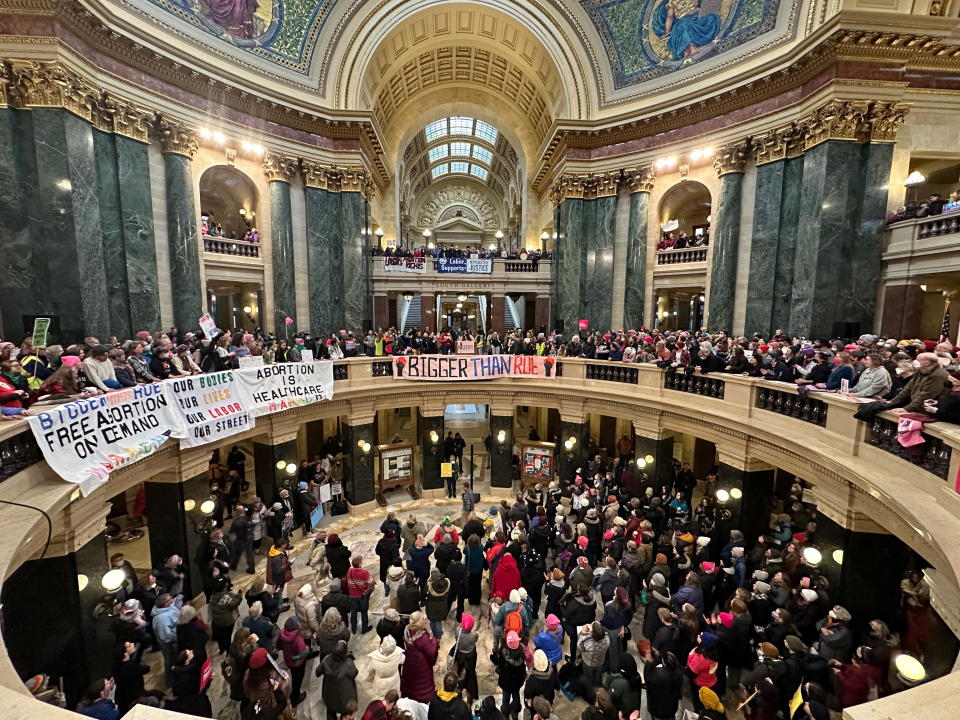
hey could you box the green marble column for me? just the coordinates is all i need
[419,413,444,491]
[144,474,209,599]
[706,143,748,334]
[343,421,376,505]
[93,130,161,338]
[744,160,785,337]
[489,414,514,489]
[771,156,803,335]
[585,194,617,330]
[555,197,585,335]
[303,175,345,333]
[269,178,296,334]
[714,464,775,551]
[623,171,653,329]
[0,108,36,339]
[341,191,370,332]
[633,434,674,490]
[557,419,589,481]
[159,124,202,334]
[789,140,894,339]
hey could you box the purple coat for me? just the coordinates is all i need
[401,628,440,702]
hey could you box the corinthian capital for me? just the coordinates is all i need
[625,167,655,193]
[263,154,298,182]
[713,141,751,176]
[153,113,198,158]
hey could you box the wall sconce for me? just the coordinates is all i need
[183,499,196,512]
[359,440,372,466]
[832,549,844,565]
[200,499,216,515]
[193,499,217,534]
[429,430,441,456]
[457,293,468,302]
[563,436,577,461]
[285,463,297,475]
[101,568,126,593]
[729,488,743,499]
[496,429,507,455]
[715,488,730,503]
[802,547,822,566]
[644,454,654,465]
[402,291,415,302]
[895,654,926,685]
[636,458,647,469]
[77,574,89,592]
[275,460,286,470]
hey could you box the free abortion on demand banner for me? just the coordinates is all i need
[26,361,336,496]
[391,354,557,380]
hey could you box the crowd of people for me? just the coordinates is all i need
[2,327,957,426]
[371,245,552,261]
[656,231,710,252]
[70,435,936,720]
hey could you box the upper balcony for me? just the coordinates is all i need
[202,234,264,284]
[370,257,553,293]
[883,209,960,281]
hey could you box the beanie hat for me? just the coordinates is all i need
[552,569,565,581]
[785,635,807,653]
[700,561,716,573]
[754,581,771,594]
[461,613,475,632]
[603,530,614,541]
[577,536,588,549]
[533,649,549,672]
[760,642,780,659]
[509,589,521,604]
[699,631,719,650]
[800,589,818,602]
[518,588,528,601]
[718,612,734,628]
[506,631,520,649]
[753,570,769,581]
[699,687,724,713]
[249,647,269,669]
[830,605,852,622]
[655,553,667,565]
[731,546,745,558]
[284,616,299,631]
[61,355,81,367]
[696,535,711,547]
[546,614,560,631]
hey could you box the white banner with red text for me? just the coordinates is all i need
[164,370,253,448]
[382,257,427,273]
[234,360,335,417]
[391,354,558,380]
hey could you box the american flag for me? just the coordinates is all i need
[940,298,952,344]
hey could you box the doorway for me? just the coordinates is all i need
[443,404,488,483]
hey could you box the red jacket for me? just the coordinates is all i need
[346,566,373,598]
[491,553,521,600]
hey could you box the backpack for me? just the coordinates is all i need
[504,606,523,635]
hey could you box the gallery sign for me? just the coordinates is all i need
[435,258,492,274]
[392,354,557,381]
[383,257,427,273]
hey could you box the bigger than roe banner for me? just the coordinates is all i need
[27,384,187,496]
[392,354,557,380]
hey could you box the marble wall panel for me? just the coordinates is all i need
[163,152,202,333]
[744,161,785,337]
[623,191,650,330]
[707,172,743,333]
[585,195,616,330]
[341,192,369,332]
[92,130,131,340]
[772,156,802,335]
[269,180,296,333]
[556,198,583,335]
[304,187,343,334]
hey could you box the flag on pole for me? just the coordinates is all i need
[939,297,951,344]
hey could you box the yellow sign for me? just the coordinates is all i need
[789,684,803,718]
[441,462,453,478]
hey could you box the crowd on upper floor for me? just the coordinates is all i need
[1,326,957,426]
[372,245,552,261]
[201,218,260,243]
[656,231,710,252]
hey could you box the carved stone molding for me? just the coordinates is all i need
[340,167,375,200]
[713,140,752,176]
[301,160,338,191]
[89,91,152,143]
[550,170,623,206]
[802,100,869,149]
[2,60,95,122]
[262,153,298,183]
[625,167,655,193]
[863,101,909,143]
[753,123,804,165]
[152,113,198,158]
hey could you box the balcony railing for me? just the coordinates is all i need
[371,360,394,377]
[203,235,261,258]
[867,416,952,480]
[586,363,638,383]
[755,386,828,426]
[656,248,708,264]
[917,211,960,240]
[663,369,725,397]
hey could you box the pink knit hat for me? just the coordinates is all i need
[506,631,520,649]
[60,355,81,367]
[577,536,588,549]
[546,614,560,631]
[461,614,474,632]
[718,612,734,628]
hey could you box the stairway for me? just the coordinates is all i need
[505,295,525,330]
[400,295,422,332]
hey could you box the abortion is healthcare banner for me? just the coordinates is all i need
[164,371,254,448]
[235,361,335,416]
[383,257,427,273]
[435,258,492,274]
[27,384,187,496]
[392,354,557,381]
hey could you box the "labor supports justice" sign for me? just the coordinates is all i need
[391,354,557,380]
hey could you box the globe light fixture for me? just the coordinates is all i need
[243,305,252,313]
[495,230,504,240]
[730,488,743,499]
[497,430,507,443]
[361,442,372,453]
[101,568,126,592]
[285,463,297,475]
[422,229,432,238]
[904,170,926,187]
[644,454,654,464]
[636,458,647,469]
[183,499,196,512]
[275,460,286,470]
[540,231,549,240]
[429,430,439,443]
[832,549,844,565]
[457,293,468,302]
[77,574,89,591]
[715,489,730,502]
[895,654,926,684]
[200,499,217,515]
[802,547,822,566]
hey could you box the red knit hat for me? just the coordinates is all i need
[249,647,269,669]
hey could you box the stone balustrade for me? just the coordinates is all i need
[755,385,828,426]
[655,247,708,264]
[202,234,261,258]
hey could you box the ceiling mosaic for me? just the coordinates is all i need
[139,0,333,72]
[581,0,782,89]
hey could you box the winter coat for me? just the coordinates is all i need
[490,553,521,600]
[816,619,853,662]
[401,521,427,551]
[368,645,405,699]
[327,542,353,578]
[294,589,322,639]
[605,671,642,715]
[672,583,704,616]
[643,660,682,719]
[577,630,609,668]
[434,541,460,574]
[210,590,242,627]
[316,653,358,713]
[561,593,597,628]
[496,645,528,691]
[398,583,423,615]
[533,627,564,665]
[278,626,309,668]
[401,627,440,702]
[266,547,292,587]
[523,667,559,704]
[425,578,452,622]
[314,623,350,659]
[427,693,472,720]
[321,589,351,624]
[408,545,435,580]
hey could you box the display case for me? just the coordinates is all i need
[519,441,555,487]
[376,442,418,505]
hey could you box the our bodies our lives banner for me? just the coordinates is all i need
[27,384,187,496]
[27,361,336,494]
[383,257,426,273]
[391,354,557,380]
[234,361,335,417]
[435,258,492,274]
[164,370,253,448]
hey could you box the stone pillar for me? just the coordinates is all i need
[714,461,776,549]
[144,472,210,599]
[632,424,674,490]
[557,417,589,481]
[253,438,300,509]
[534,295,550,333]
[420,293,435,331]
[340,170,372,332]
[1,532,113,705]
[156,115,203,333]
[880,283,925,339]
[373,294,389,331]
[264,155,298,334]
[490,294,505,334]
[419,411,444,491]
[585,187,618,331]
[706,141,749,333]
[489,413,515,489]
[302,163,344,334]
[814,512,910,625]
[623,169,654,329]
[343,418,376,505]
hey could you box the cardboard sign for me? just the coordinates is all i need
[27,384,187,496]
[392,354,557,381]
[238,355,264,368]
[31,317,51,347]
[578,319,589,330]
[199,313,219,339]
[441,462,454,478]
[164,371,253,448]
[234,361,335,417]
[456,340,475,354]
[383,257,427,273]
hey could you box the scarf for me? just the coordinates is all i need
[436,688,458,702]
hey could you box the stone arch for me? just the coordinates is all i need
[657,180,712,237]
[198,165,260,239]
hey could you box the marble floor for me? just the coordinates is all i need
[138,493,757,720]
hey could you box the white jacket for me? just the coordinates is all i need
[367,643,405,698]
